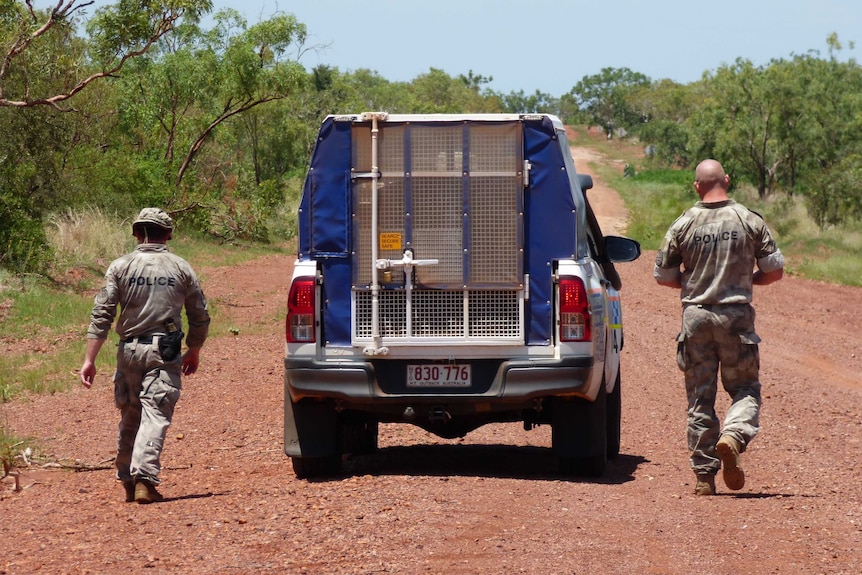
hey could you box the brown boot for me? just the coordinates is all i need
[134,479,164,504]
[122,480,136,503]
[716,435,745,490]
[694,474,716,496]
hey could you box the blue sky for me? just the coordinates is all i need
[214,0,860,96]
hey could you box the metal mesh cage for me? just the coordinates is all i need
[353,289,522,341]
[354,178,406,286]
[354,289,408,338]
[353,125,404,174]
[469,176,521,285]
[411,126,463,174]
[413,176,463,286]
[410,290,465,338]
[468,291,522,338]
[350,119,525,344]
[470,124,521,174]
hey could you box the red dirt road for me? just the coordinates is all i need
[1,142,860,575]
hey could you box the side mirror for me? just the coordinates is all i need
[605,236,641,262]
[577,173,593,192]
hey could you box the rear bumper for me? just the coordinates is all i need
[284,355,596,405]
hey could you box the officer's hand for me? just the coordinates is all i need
[80,361,96,388]
[182,347,201,376]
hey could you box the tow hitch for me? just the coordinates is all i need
[429,405,451,424]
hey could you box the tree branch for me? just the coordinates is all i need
[174,95,284,185]
[0,0,179,110]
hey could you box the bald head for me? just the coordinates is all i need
[694,159,730,200]
[695,159,728,187]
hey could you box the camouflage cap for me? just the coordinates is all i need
[133,208,173,230]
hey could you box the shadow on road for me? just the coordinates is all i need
[338,444,648,485]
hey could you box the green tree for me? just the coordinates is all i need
[629,79,703,166]
[807,150,862,229]
[171,9,308,186]
[0,0,213,273]
[1,0,213,108]
[101,8,310,240]
[687,59,781,198]
[567,67,650,138]
[791,36,862,227]
[409,67,499,113]
[499,89,559,115]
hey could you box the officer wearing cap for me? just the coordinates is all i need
[80,208,210,503]
[654,160,784,496]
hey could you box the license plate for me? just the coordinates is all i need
[406,364,471,388]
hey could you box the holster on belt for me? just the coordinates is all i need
[159,318,184,361]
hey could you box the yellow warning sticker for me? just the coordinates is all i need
[379,232,402,250]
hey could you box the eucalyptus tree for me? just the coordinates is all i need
[1,0,213,109]
[793,36,862,227]
[0,0,212,273]
[154,9,309,186]
[628,79,704,167]
[686,59,783,198]
[104,8,310,241]
[567,67,651,138]
[409,67,499,113]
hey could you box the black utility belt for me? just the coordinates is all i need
[120,335,160,344]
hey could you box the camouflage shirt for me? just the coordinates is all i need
[87,244,210,348]
[653,199,784,305]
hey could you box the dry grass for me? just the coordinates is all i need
[46,207,135,270]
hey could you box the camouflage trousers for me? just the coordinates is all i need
[113,336,182,485]
[676,303,762,475]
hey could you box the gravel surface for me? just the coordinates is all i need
[1,138,860,575]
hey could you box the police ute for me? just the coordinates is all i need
[284,113,641,478]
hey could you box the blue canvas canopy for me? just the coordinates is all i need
[296,114,589,346]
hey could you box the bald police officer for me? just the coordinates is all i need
[654,160,784,496]
[80,208,210,503]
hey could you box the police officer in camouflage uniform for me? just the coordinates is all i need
[80,208,210,504]
[653,160,784,496]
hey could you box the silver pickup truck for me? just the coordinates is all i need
[284,113,640,478]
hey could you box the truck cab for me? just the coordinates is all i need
[284,113,640,478]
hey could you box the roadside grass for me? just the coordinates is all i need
[0,333,94,397]
[0,209,290,403]
[169,230,293,268]
[47,207,134,274]
[1,420,30,479]
[574,128,862,287]
[3,132,861,406]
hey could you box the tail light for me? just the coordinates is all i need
[559,276,591,342]
[286,277,316,343]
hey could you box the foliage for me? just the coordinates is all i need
[606,167,694,249]
[621,35,862,230]
[804,151,862,229]
[1,0,214,108]
[497,89,559,115]
[687,58,784,198]
[627,79,703,166]
[0,1,860,278]
[0,188,53,273]
[46,206,134,270]
[567,67,651,138]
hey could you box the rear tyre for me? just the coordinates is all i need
[291,455,341,480]
[284,398,340,479]
[552,388,607,478]
[341,419,379,455]
[606,371,622,459]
